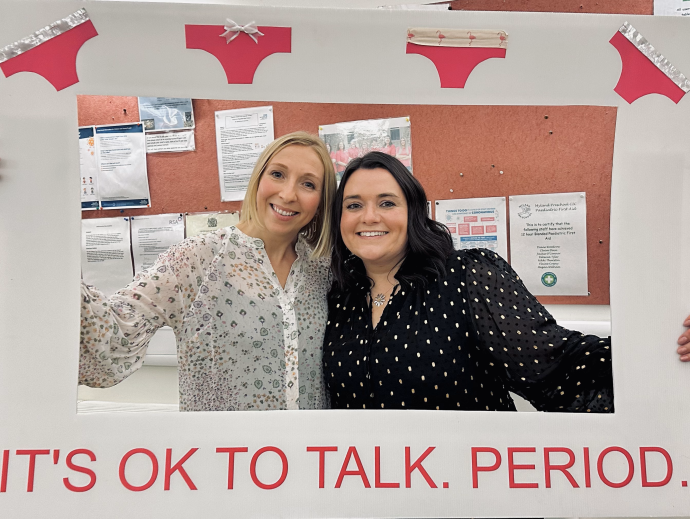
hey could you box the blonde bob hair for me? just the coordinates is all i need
[239,131,336,258]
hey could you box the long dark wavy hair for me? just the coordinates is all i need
[330,152,454,292]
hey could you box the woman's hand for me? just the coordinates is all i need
[677,314,690,361]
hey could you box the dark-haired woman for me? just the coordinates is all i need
[323,152,614,412]
[381,135,397,157]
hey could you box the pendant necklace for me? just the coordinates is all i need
[372,293,387,307]
[371,283,399,307]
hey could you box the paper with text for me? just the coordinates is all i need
[214,106,274,201]
[138,97,195,131]
[130,213,185,274]
[81,217,134,297]
[145,129,195,153]
[95,123,151,209]
[509,192,588,296]
[78,126,100,210]
[654,0,690,16]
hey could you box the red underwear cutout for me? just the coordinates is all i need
[609,31,685,104]
[185,25,291,84]
[0,20,98,91]
[405,43,506,88]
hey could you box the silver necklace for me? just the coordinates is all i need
[371,283,399,307]
[372,293,387,307]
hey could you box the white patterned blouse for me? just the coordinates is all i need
[79,226,331,411]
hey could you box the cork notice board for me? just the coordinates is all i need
[78,97,615,305]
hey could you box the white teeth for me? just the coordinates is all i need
[272,205,297,216]
[359,231,387,237]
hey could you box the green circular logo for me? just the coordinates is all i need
[541,272,557,287]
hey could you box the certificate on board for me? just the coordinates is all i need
[214,106,274,201]
[435,197,508,260]
[509,192,589,296]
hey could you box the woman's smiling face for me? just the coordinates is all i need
[339,167,408,269]
[256,145,324,241]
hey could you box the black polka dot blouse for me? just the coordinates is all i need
[323,249,613,412]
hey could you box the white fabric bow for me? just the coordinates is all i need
[220,19,264,44]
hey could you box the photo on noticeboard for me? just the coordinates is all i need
[76,96,614,416]
[318,116,413,182]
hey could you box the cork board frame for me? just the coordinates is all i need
[78,98,614,304]
[1,2,690,518]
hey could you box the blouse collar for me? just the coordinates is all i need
[226,225,310,258]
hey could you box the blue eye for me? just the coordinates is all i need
[269,170,283,179]
[345,202,361,210]
[304,182,316,190]
[380,200,395,207]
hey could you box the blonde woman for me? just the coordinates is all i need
[80,132,337,411]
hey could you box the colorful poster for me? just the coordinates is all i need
[435,197,508,260]
[509,192,588,296]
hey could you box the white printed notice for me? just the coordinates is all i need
[654,0,690,16]
[435,197,508,260]
[214,106,274,201]
[95,123,151,209]
[145,130,195,154]
[78,126,100,210]
[130,213,185,274]
[81,217,134,298]
[186,212,240,238]
[509,192,588,296]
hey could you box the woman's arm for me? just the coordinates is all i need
[79,234,219,388]
[462,249,613,413]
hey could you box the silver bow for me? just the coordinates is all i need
[220,19,264,44]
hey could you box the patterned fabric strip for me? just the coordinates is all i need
[0,8,90,63]
[619,21,690,93]
[254,243,302,411]
[407,28,508,48]
[281,292,301,410]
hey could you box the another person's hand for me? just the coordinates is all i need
[677,314,690,361]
